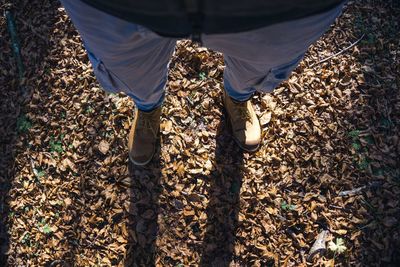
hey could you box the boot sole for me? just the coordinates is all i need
[128,136,158,166]
[232,136,260,152]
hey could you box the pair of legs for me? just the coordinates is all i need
[60,1,343,111]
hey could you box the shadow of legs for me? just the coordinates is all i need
[200,118,244,266]
[125,142,161,267]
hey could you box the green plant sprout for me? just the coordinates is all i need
[281,200,297,211]
[42,224,53,234]
[49,136,64,153]
[17,114,32,133]
[199,71,207,80]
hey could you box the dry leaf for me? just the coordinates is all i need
[98,140,110,154]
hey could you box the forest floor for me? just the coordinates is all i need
[1,0,399,266]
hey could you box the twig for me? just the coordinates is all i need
[310,33,365,67]
[338,185,367,196]
[338,181,382,197]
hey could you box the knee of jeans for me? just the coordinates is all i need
[254,53,304,93]
[87,50,124,94]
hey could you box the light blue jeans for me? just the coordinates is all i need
[61,0,343,111]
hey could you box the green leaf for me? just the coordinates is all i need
[85,106,94,114]
[348,130,360,139]
[352,142,361,151]
[281,201,297,211]
[33,168,46,178]
[199,72,207,80]
[49,137,64,153]
[358,157,370,170]
[42,224,53,234]
[17,114,32,133]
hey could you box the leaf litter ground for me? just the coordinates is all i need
[0,0,399,266]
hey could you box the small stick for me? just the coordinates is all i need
[338,186,366,196]
[338,181,382,197]
[310,33,365,67]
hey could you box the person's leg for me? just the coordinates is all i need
[60,0,177,111]
[203,3,344,100]
[61,0,177,165]
[202,3,343,151]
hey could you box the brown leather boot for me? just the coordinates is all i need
[128,106,161,165]
[223,90,261,152]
